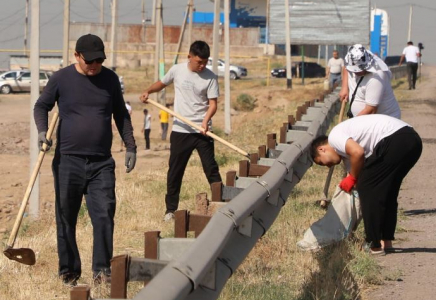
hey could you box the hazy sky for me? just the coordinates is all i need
[0,0,435,68]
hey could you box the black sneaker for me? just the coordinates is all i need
[93,271,112,285]
[60,273,80,287]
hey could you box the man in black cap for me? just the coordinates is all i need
[34,34,137,286]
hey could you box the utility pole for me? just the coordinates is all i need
[158,1,166,105]
[212,0,221,74]
[154,0,161,86]
[110,0,118,70]
[407,4,413,42]
[142,0,146,42]
[188,0,194,47]
[174,0,190,65]
[30,0,40,218]
[224,0,231,134]
[100,0,104,23]
[24,0,29,56]
[285,0,292,89]
[62,0,70,68]
[152,0,157,25]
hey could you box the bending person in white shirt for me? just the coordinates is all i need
[311,114,422,255]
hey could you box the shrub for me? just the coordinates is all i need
[234,93,257,111]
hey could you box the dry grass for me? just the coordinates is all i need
[0,63,385,300]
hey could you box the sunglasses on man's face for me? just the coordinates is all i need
[83,57,105,65]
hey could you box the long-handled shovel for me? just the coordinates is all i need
[3,112,59,265]
[145,98,250,158]
[319,101,346,208]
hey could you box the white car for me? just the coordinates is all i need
[206,58,247,80]
[0,69,52,94]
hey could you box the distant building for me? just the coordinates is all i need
[370,8,389,59]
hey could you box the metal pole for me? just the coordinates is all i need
[317,45,320,64]
[212,0,221,74]
[187,0,194,48]
[110,0,118,70]
[301,45,305,85]
[285,0,292,89]
[224,0,231,134]
[62,0,70,68]
[325,45,328,66]
[407,4,413,42]
[29,0,40,218]
[24,0,29,56]
[174,1,190,65]
[100,0,104,23]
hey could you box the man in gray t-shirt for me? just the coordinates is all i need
[140,41,222,222]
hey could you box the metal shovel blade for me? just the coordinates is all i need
[3,247,36,266]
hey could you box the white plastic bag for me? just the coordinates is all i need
[297,186,361,251]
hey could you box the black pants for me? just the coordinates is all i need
[144,129,151,149]
[407,62,418,89]
[357,126,422,248]
[52,152,116,277]
[161,123,168,140]
[165,131,222,213]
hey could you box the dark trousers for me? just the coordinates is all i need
[52,152,116,277]
[407,62,418,89]
[165,131,222,213]
[161,123,169,140]
[357,127,422,248]
[144,129,151,149]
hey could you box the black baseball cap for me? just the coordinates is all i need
[75,34,106,61]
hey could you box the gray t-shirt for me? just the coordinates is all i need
[161,62,219,133]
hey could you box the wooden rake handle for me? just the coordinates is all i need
[6,112,59,248]
[146,99,250,158]
[322,100,347,199]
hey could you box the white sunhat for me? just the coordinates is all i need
[344,44,377,73]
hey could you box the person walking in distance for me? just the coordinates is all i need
[326,50,345,89]
[34,34,137,286]
[159,104,170,140]
[399,41,421,90]
[140,40,222,222]
[341,44,401,119]
[311,114,422,255]
[142,108,151,150]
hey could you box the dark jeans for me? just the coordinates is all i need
[407,62,418,89]
[165,131,222,213]
[52,152,116,277]
[144,129,151,149]
[161,123,169,140]
[357,126,422,248]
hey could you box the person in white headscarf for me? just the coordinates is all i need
[339,44,401,119]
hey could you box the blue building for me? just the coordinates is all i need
[370,8,389,59]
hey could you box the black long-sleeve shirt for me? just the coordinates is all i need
[34,65,136,156]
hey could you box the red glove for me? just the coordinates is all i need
[339,174,357,193]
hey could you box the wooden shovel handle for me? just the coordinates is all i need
[322,100,347,199]
[146,99,250,158]
[6,112,59,248]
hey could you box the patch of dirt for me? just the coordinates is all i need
[363,65,436,299]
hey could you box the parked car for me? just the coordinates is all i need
[271,62,326,78]
[384,55,401,67]
[0,69,52,94]
[206,58,247,80]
